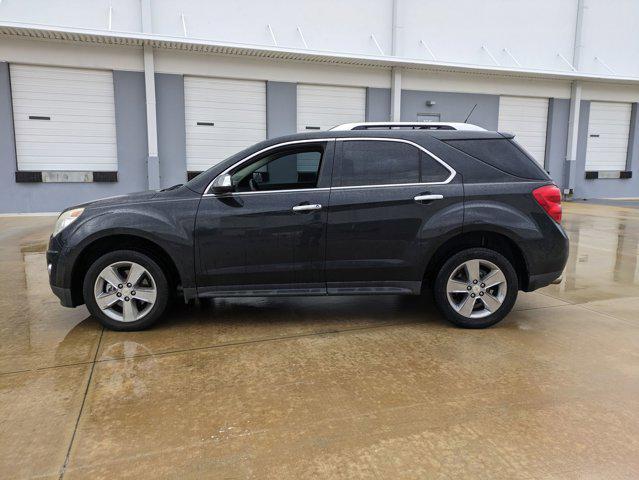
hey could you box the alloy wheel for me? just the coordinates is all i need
[93,261,157,323]
[446,259,507,319]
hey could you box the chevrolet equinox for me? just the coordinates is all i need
[47,127,568,330]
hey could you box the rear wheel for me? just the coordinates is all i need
[83,250,169,331]
[433,247,518,328]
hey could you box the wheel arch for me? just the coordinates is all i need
[423,230,530,291]
[70,234,182,306]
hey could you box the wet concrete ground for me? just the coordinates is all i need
[1,202,638,479]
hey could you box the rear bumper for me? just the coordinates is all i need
[525,270,563,291]
[523,218,569,292]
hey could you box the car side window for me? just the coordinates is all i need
[420,151,452,183]
[231,145,324,192]
[339,140,420,187]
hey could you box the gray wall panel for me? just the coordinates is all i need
[401,90,499,130]
[366,87,391,121]
[626,103,639,171]
[0,62,17,210]
[545,98,569,189]
[0,66,147,213]
[266,81,296,138]
[156,73,187,187]
[573,101,639,199]
[112,70,149,192]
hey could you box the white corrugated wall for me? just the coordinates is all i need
[297,84,366,132]
[498,96,549,166]
[184,76,266,171]
[10,64,118,171]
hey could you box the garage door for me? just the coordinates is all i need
[184,76,266,172]
[498,96,549,166]
[297,84,366,132]
[10,65,117,171]
[586,102,632,171]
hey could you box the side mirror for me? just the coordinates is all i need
[210,173,234,194]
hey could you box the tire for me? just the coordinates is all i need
[83,249,170,331]
[433,247,518,328]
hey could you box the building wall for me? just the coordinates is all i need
[155,51,391,88]
[402,69,572,99]
[2,0,638,79]
[0,37,144,72]
[2,35,639,212]
[266,81,297,138]
[400,90,499,130]
[155,73,187,188]
[0,63,147,213]
[365,88,391,122]
[573,101,639,199]
[545,98,570,189]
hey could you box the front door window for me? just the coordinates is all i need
[231,146,323,192]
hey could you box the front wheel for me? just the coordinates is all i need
[83,250,169,331]
[433,248,518,328]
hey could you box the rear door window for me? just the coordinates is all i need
[338,140,420,187]
[420,152,452,183]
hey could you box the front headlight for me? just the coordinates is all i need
[52,208,85,237]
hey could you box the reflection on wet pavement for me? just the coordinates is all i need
[1,203,638,479]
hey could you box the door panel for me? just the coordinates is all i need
[325,138,463,293]
[326,182,463,292]
[195,140,334,295]
[196,190,330,293]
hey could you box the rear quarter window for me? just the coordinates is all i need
[444,138,549,180]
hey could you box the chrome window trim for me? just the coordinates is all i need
[331,182,445,191]
[203,136,457,197]
[210,187,330,197]
[336,137,456,186]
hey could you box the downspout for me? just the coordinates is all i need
[141,0,160,190]
[565,0,586,195]
[390,0,402,121]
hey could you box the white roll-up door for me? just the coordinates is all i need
[297,84,366,132]
[498,96,549,166]
[10,65,117,171]
[184,76,266,172]
[586,102,632,171]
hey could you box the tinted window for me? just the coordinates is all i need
[444,138,549,180]
[232,145,323,192]
[420,152,451,183]
[340,140,420,186]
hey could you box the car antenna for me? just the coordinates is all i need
[464,103,478,123]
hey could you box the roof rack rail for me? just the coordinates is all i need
[330,122,486,132]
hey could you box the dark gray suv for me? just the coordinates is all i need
[47,128,568,331]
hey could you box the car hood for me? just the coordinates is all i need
[71,190,160,211]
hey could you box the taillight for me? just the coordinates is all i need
[532,185,562,223]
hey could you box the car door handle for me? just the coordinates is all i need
[292,204,322,212]
[414,194,444,202]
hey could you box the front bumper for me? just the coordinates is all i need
[47,237,78,308]
[50,284,76,307]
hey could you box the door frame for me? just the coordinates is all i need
[194,139,335,295]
